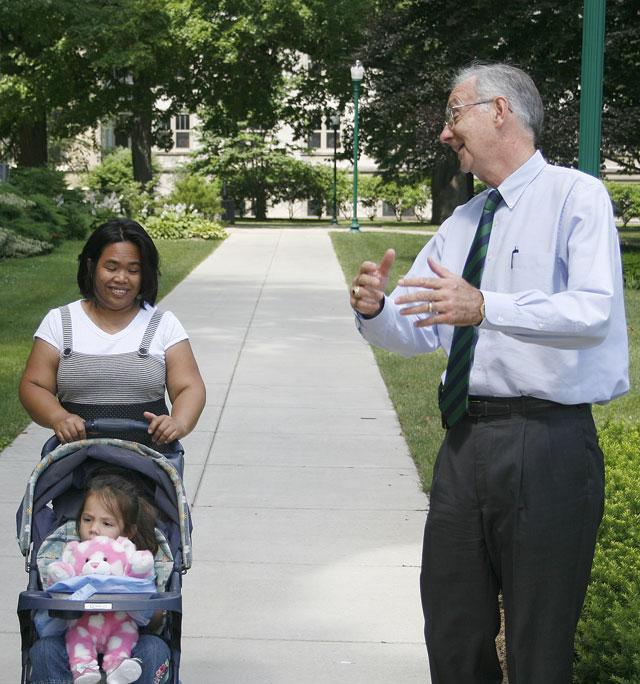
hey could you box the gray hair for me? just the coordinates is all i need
[453,63,544,144]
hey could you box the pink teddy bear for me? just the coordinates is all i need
[47,535,155,684]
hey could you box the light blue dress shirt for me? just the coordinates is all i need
[357,151,629,404]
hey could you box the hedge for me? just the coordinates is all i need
[573,422,640,683]
[144,212,227,241]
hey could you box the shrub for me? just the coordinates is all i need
[606,182,640,228]
[166,173,222,219]
[83,148,155,218]
[0,226,52,258]
[143,208,227,241]
[6,167,67,197]
[573,422,640,683]
[1,167,94,242]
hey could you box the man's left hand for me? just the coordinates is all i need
[394,257,484,327]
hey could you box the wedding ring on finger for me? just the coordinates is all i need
[351,285,361,299]
[428,301,433,314]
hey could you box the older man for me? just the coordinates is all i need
[350,63,628,683]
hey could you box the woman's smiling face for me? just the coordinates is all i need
[91,240,142,311]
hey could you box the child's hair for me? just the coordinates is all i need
[78,472,158,555]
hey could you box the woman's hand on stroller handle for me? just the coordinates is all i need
[52,412,86,444]
[143,412,186,446]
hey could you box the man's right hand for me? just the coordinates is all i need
[350,248,396,317]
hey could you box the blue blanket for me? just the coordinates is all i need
[36,574,157,637]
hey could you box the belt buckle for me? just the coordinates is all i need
[466,400,485,417]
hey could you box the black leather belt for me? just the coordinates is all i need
[466,395,588,418]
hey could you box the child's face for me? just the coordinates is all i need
[79,492,125,541]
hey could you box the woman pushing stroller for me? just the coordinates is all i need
[19,217,205,447]
[19,218,205,683]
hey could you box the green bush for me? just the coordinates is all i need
[606,182,640,228]
[0,167,94,242]
[144,209,227,241]
[166,173,222,219]
[573,422,640,683]
[83,148,155,218]
[0,186,63,243]
[0,226,52,258]
[6,167,68,197]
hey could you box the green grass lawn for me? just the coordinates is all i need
[331,231,639,492]
[0,238,221,451]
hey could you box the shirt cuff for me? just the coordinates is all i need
[481,290,519,329]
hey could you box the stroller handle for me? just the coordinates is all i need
[84,418,152,437]
[41,418,184,458]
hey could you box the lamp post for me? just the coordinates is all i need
[329,112,341,225]
[350,60,364,232]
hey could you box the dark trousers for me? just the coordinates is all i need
[421,404,604,684]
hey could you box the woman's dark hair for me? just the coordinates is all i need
[78,472,159,554]
[77,218,160,306]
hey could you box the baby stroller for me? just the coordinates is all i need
[16,418,192,684]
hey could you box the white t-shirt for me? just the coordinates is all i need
[35,300,188,363]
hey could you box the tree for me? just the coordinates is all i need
[192,129,323,220]
[166,173,222,219]
[359,174,384,220]
[0,0,197,184]
[0,0,82,166]
[360,0,640,222]
[378,177,429,222]
[606,183,640,228]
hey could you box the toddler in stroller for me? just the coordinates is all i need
[17,419,192,684]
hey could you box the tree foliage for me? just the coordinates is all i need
[192,129,325,220]
[360,0,640,218]
[606,183,640,228]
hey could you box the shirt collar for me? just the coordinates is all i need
[495,150,547,210]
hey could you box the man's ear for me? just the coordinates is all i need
[494,96,510,126]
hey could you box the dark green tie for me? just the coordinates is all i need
[439,189,503,428]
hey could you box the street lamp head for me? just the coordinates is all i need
[329,112,341,129]
[350,60,364,82]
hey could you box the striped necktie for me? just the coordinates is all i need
[439,189,503,428]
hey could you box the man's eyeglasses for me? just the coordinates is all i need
[444,99,494,128]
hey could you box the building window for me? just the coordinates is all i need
[326,130,340,149]
[307,115,322,149]
[175,114,190,148]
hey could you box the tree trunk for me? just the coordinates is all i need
[254,191,267,220]
[431,153,473,224]
[130,110,154,187]
[16,118,48,167]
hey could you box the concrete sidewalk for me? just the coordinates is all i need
[0,228,431,683]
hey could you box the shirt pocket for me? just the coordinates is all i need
[509,249,557,293]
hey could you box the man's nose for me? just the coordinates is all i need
[439,124,454,145]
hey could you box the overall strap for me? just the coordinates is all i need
[138,309,165,357]
[59,305,73,358]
